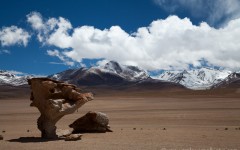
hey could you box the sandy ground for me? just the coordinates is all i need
[0,95,240,150]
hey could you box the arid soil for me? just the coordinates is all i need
[0,90,240,150]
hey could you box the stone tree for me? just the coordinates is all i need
[28,78,93,139]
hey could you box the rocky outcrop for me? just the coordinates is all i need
[69,111,112,133]
[28,78,93,139]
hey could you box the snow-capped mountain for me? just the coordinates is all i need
[101,61,149,81]
[49,61,150,86]
[2,61,237,90]
[49,61,185,90]
[152,68,231,89]
[0,70,30,86]
[212,72,240,89]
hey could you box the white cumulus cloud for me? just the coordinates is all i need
[28,12,240,71]
[0,26,30,47]
[47,49,74,66]
[154,0,240,27]
[27,11,72,45]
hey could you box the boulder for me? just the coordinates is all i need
[69,111,112,133]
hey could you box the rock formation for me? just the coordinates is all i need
[28,78,93,139]
[69,111,112,133]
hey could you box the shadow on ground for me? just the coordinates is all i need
[8,137,63,143]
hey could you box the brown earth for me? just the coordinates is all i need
[0,88,240,149]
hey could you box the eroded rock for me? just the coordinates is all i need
[28,78,93,139]
[69,111,112,133]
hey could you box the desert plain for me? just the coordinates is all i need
[0,89,240,150]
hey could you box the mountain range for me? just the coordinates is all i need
[0,70,30,86]
[152,68,232,89]
[1,61,240,90]
[48,61,185,91]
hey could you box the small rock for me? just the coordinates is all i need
[65,134,82,141]
[216,129,218,130]
[225,128,228,130]
[58,129,72,137]
[133,128,136,130]
[27,130,30,132]
[2,130,5,133]
[163,128,166,130]
[0,135,3,140]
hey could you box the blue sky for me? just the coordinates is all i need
[1,0,240,75]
